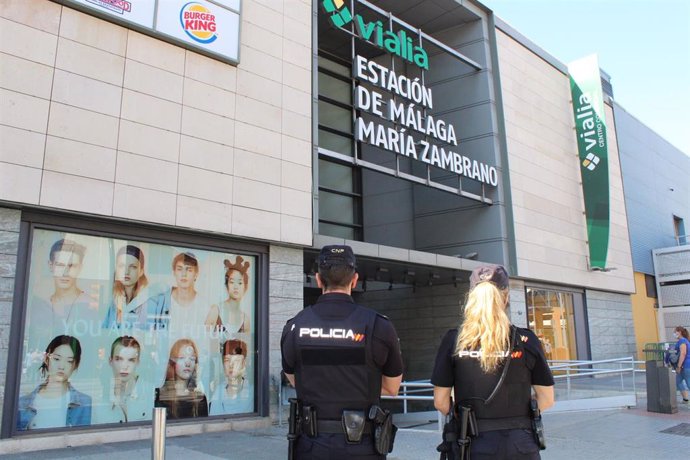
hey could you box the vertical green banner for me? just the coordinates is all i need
[568,55,609,269]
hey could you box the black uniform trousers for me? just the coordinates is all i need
[470,428,541,460]
[294,433,384,460]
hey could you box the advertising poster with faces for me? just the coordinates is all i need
[16,228,255,431]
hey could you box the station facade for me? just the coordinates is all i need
[0,0,645,450]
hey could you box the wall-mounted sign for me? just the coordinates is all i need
[56,0,241,64]
[568,54,610,269]
[321,0,429,70]
[353,55,498,187]
[157,0,240,59]
[70,0,155,27]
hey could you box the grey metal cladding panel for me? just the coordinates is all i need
[362,188,414,227]
[615,102,690,274]
[426,52,478,82]
[662,310,690,339]
[364,220,415,249]
[362,168,413,195]
[659,284,690,307]
[434,104,495,150]
[411,180,489,214]
[429,74,491,111]
[657,251,690,277]
[412,203,503,247]
[626,202,676,273]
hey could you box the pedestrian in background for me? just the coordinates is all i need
[672,326,690,404]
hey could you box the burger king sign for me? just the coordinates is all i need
[156,0,240,62]
[180,2,218,44]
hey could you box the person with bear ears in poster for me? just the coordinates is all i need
[206,255,252,336]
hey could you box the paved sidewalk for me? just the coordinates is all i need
[2,399,688,459]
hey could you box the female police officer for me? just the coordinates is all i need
[431,265,554,459]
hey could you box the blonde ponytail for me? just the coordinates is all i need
[455,282,511,373]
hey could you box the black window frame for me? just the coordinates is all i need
[1,209,270,438]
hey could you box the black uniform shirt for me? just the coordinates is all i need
[281,293,403,377]
[431,327,554,387]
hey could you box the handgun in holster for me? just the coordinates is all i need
[529,399,546,450]
[368,405,397,455]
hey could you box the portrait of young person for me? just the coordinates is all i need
[16,228,258,432]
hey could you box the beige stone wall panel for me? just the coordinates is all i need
[44,136,116,182]
[0,125,45,168]
[0,53,54,100]
[498,30,633,293]
[0,17,57,66]
[59,7,127,55]
[55,37,125,86]
[0,0,312,247]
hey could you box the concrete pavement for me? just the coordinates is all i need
[2,398,688,459]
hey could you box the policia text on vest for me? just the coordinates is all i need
[281,245,403,459]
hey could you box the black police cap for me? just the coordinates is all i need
[318,245,356,268]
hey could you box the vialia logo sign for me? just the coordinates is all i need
[321,0,429,70]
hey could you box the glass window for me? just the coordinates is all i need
[319,129,353,156]
[318,56,350,78]
[319,159,353,194]
[526,288,578,361]
[674,215,686,245]
[318,100,352,133]
[16,228,256,432]
[319,222,355,240]
[318,72,351,105]
[319,191,355,224]
[644,274,657,298]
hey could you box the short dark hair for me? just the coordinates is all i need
[318,265,356,290]
[49,239,86,262]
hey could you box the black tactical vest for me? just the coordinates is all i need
[291,303,381,420]
[452,327,532,424]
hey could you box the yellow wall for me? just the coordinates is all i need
[630,272,659,358]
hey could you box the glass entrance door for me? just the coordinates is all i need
[526,288,578,361]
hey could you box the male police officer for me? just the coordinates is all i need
[281,245,403,459]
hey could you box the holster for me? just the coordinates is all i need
[369,405,397,455]
[301,405,318,437]
[529,399,546,450]
[437,405,478,460]
[287,398,302,460]
[342,410,366,444]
